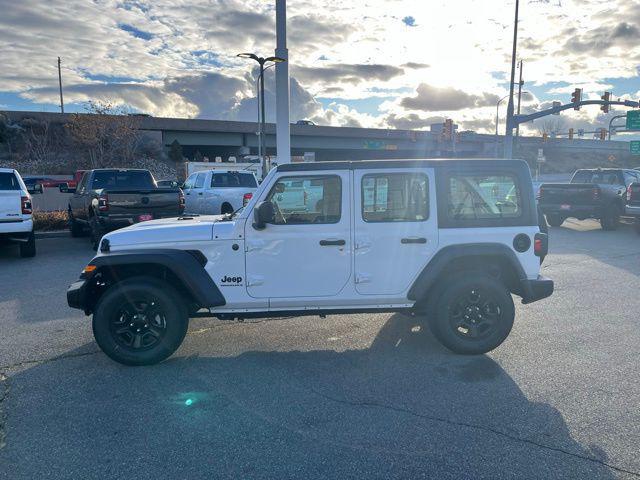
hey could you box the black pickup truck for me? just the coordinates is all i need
[61,169,185,248]
[538,168,640,230]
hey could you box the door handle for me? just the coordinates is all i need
[401,237,427,244]
[198,192,203,196]
[320,239,346,246]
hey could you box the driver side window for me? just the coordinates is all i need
[265,175,342,225]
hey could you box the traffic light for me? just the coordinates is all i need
[571,88,582,110]
[443,119,453,140]
[601,91,611,113]
[568,128,574,140]
[599,128,607,140]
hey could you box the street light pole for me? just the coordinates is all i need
[260,61,266,171]
[504,0,520,158]
[275,0,291,164]
[495,94,510,158]
[237,53,286,178]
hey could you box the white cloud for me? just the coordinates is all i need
[0,0,638,133]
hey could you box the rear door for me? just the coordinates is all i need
[353,168,438,296]
[0,172,23,222]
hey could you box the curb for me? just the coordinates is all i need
[35,230,70,239]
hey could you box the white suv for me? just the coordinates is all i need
[182,170,258,215]
[0,168,40,257]
[67,159,553,365]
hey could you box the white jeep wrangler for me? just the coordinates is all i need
[67,159,553,365]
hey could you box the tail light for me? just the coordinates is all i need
[628,184,633,202]
[534,232,548,258]
[179,191,185,212]
[536,187,543,201]
[97,194,109,212]
[592,187,600,200]
[243,192,253,206]
[21,196,32,215]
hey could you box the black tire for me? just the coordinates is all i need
[69,210,84,237]
[600,204,621,231]
[427,273,515,355]
[89,216,104,250]
[19,231,36,258]
[546,214,564,227]
[92,277,189,366]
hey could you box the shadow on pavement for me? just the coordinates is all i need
[0,237,94,324]
[0,314,619,479]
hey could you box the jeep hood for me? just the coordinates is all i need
[102,215,221,246]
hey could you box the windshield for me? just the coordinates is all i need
[91,171,156,190]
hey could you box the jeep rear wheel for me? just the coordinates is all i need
[427,274,514,355]
[92,277,189,366]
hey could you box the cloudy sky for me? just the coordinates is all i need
[1,0,639,137]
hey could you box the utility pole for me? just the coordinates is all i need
[260,61,266,174]
[515,60,524,138]
[504,0,519,159]
[275,0,291,164]
[57,57,65,114]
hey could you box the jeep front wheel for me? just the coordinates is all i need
[92,277,189,366]
[427,274,514,355]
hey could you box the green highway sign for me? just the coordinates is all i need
[631,141,640,155]
[626,110,640,130]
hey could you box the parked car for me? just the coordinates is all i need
[182,170,258,215]
[66,159,552,366]
[0,168,42,257]
[538,168,640,230]
[62,169,185,249]
[626,181,640,234]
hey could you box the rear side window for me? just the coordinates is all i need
[0,173,21,190]
[211,172,257,188]
[447,174,522,220]
[362,173,429,222]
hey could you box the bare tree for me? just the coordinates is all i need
[66,101,143,168]
[536,117,566,137]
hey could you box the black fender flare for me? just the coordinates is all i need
[407,243,527,302]
[68,249,225,312]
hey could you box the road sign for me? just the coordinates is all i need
[552,101,562,115]
[631,141,640,155]
[627,110,640,130]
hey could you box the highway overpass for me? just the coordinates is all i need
[2,110,636,171]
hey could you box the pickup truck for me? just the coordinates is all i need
[0,168,42,257]
[538,168,640,230]
[183,169,258,215]
[62,169,185,248]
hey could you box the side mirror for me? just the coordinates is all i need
[59,183,75,194]
[28,183,43,195]
[253,201,275,230]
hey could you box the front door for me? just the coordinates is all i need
[353,168,438,296]
[182,173,197,214]
[244,172,351,300]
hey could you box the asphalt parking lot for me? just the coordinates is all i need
[1,221,639,479]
